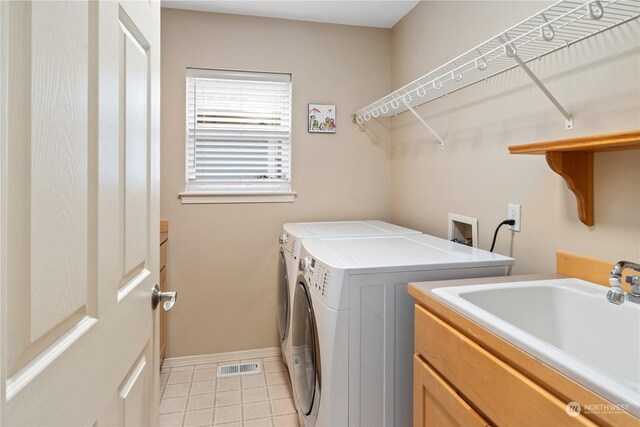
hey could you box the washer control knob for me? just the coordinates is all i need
[279,233,288,244]
[299,257,311,272]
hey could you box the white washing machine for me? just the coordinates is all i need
[277,221,421,374]
[290,234,515,427]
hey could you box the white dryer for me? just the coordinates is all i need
[291,234,514,427]
[277,221,421,373]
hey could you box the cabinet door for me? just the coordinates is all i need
[160,239,167,269]
[414,355,490,427]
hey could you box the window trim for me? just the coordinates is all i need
[178,190,297,205]
[181,68,294,204]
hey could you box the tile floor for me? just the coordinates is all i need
[159,356,300,427]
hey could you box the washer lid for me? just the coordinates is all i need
[302,234,514,274]
[283,220,420,239]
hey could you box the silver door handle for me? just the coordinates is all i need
[152,284,177,311]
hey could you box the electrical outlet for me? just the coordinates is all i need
[508,203,521,232]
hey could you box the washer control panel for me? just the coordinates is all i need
[310,259,331,299]
[301,257,345,310]
[299,256,312,272]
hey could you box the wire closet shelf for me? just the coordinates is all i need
[353,0,640,125]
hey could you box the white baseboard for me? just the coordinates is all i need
[162,347,281,368]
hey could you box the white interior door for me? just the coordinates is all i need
[0,1,161,425]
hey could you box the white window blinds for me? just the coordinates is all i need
[186,69,292,193]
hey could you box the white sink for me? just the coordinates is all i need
[432,278,640,417]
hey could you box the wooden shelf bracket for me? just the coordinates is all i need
[545,151,593,226]
[509,130,640,226]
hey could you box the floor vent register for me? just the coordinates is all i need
[216,362,261,378]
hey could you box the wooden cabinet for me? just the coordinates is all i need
[411,279,640,427]
[160,220,168,364]
[414,305,594,427]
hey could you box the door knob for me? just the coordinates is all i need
[152,284,177,311]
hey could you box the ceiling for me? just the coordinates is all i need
[160,1,421,28]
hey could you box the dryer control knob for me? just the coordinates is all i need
[279,233,288,244]
[299,257,311,272]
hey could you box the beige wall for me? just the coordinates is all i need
[162,3,640,358]
[389,1,640,274]
[161,9,391,357]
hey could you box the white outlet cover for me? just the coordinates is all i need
[508,203,521,232]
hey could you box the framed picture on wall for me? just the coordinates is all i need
[308,104,336,133]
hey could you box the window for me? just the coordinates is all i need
[181,68,294,204]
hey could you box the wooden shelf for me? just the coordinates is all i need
[508,130,640,226]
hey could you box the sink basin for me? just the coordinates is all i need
[432,278,640,417]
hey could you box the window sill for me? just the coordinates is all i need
[179,191,297,205]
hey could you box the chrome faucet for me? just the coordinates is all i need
[607,260,640,305]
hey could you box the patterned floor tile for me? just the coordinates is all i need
[159,355,298,427]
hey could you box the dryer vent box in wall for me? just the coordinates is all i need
[448,213,478,248]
